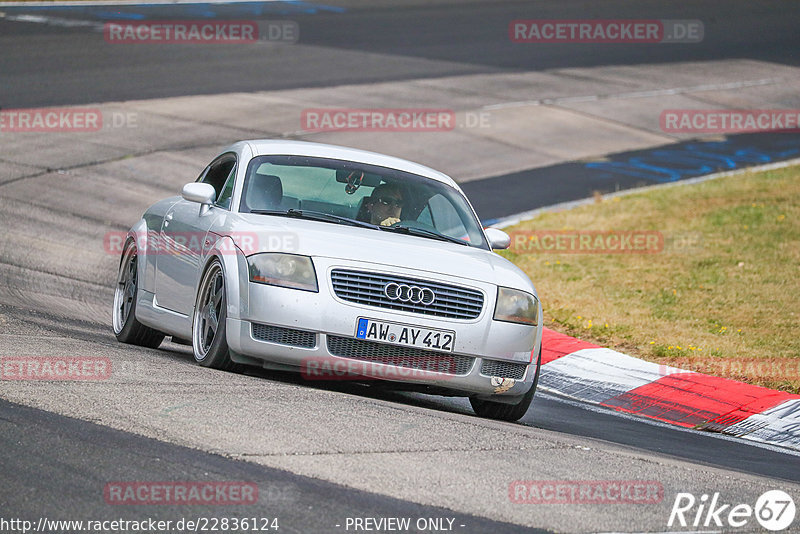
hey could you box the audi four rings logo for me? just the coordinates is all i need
[384,283,436,305]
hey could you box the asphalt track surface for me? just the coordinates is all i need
[469,132,800,222]
[1,1,800,532]
[0,398,546,534]
[1,298,799,530]
[1,0,799,107]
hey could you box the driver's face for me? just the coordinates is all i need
[369,192,403,224]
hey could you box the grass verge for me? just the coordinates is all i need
[500,165,800,393]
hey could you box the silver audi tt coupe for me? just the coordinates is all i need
[113,140,543,421]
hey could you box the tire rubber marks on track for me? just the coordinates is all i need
[540,346,686,404]
[722,399,800,449]
[602,373,796,428]
[539,327,800,450]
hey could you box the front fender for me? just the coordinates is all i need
[202,235,249,322]
[126,219,157,294]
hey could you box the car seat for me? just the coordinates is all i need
[245,173,283,211]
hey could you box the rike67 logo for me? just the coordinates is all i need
[669,490,795,531]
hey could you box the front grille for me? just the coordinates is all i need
[252,323,316,348]
[326,335,474,375]
[330,269,483,320]
[480,359,528,380]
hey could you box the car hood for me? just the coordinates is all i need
[218,213,535,292]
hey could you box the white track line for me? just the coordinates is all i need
[0,0,286,6]
[537,392,800,458]
[2,13,104,28]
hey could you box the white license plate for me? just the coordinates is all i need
[355,318,455,353]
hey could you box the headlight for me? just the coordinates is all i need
[247,253,318,292]
[493,287,538,326]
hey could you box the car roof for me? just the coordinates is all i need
[240,139,458,188]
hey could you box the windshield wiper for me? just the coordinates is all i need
[251,210,470,246]
[381,224,470,246]
[250,209,377,229]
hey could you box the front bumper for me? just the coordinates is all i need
[226,259,541,398]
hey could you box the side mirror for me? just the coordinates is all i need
[181,182,216,205]
[485,227,511,250]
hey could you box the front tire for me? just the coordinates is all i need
[112,240,165,348]
[470,346,542,422]
[192,259,239,372]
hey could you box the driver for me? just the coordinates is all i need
[365,184,404,226]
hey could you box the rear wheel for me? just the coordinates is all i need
[470,346,542,422]
[192,259,239,372]
[112,240,165,348]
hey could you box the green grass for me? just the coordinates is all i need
[501,165,800,393]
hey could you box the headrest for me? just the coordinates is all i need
[246,173,283,210]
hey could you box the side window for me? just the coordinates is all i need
[199,154,236,201]
[417,203,434,226]
[195,166,210,183]
[215,165,237,210]
[429,194,467,237]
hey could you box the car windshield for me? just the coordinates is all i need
[239,155,488,249]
